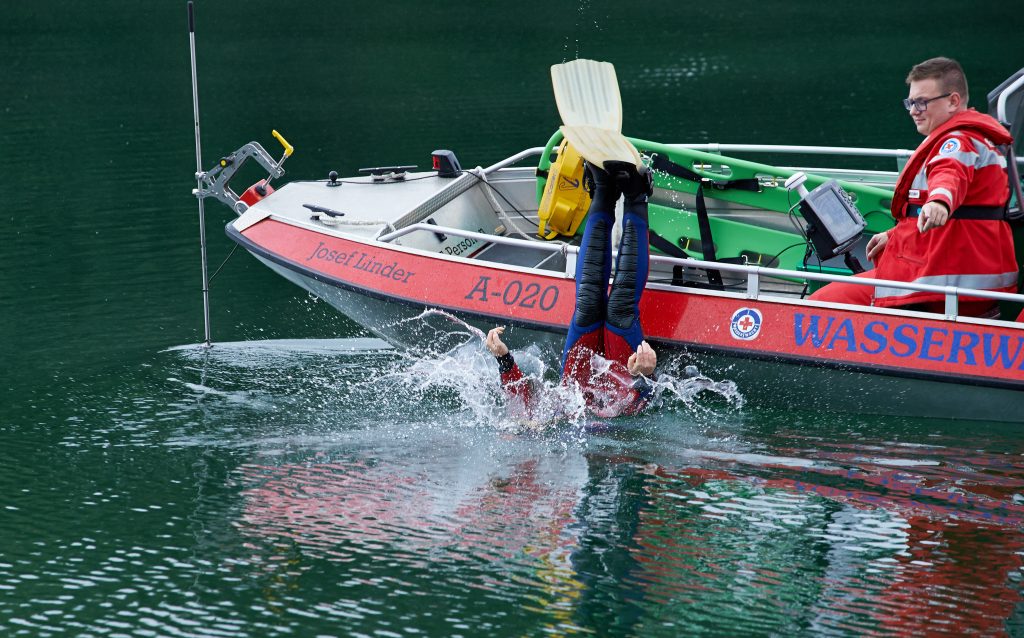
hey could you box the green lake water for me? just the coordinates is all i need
[4,1,1024,636]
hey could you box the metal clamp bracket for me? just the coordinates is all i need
[193,141,285,208]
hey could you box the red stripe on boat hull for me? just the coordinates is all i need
[239,218,1024,389]
[242,218,576,329]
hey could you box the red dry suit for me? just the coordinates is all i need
[496,347,654,420]
[811,110,1017,311]
[493,162,656,420]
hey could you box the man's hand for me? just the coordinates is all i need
[627,341,657,376]
[866,230,890,265]
[485,327,509,357]
[918,201,950,233]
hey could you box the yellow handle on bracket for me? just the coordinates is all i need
[272,129,294,158]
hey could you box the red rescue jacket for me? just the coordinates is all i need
[873,110,1017,308]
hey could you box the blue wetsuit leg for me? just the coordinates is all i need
[561,173,617,374]
[605,197,649,356]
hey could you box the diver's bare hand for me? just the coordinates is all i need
[627,341,657,376]
[485,327,509,357]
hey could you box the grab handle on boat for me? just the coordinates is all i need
[272,129,294,158]
[254,129,294,195]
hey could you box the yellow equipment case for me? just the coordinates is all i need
[537,139,591,239]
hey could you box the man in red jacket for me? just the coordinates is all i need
[811,57,1017,316]
[485,161,658,419]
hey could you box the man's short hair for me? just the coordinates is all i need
[906,57,969,103]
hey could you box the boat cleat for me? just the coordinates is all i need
[358,165,417,182]
[303,203,346,225]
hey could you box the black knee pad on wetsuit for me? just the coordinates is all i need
[573,164,620,328]
[607,219,641,330]
[574,216,610,327]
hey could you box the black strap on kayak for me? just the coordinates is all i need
[647,230,686,258]
[647,184,725,290]
[694,184,724,289]
[649,153,761,192]
[647,230,687,286]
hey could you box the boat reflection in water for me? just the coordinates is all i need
[235,430,1024,636]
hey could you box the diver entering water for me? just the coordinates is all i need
[485,161,657,418]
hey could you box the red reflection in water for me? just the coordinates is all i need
[631,457,1024,637]
[237,457,582,564]
[235,446,1024,636]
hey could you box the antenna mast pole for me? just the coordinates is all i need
[188,1,212,347]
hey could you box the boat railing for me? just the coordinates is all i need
[654,254,1024,320]
[667,142,1024,167]
[379,147,547,238]
[482,147,547,173]
[479,142,1023,167]
[378,223,553,256]
[377,222,1024,321]
[380,143,1020,239]
[996,72,1024,126]
[669,143,914,160]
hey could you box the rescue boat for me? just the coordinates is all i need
[191,55,1024,422]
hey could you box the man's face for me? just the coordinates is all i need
[907,78,957,136]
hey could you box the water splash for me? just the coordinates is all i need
[370,309,744,433]
[158,309,743,442]
[165,338,393,361]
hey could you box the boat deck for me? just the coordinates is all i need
[241,163,865,299]
[236,147,1024,317]
[250,173,450,240]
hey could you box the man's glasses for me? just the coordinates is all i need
[903,93,952,112]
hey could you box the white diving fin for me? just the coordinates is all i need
[550,59,641,169]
